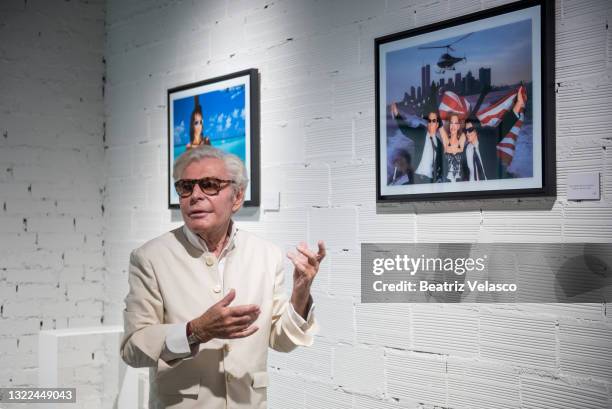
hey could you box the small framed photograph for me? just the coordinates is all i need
[375,0,555,202]
[167,68,260,208]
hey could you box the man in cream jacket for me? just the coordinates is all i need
[120,146,325,409]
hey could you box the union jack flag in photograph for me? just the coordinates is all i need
[438,86,527,166]
[476,85,527,165]
[438,91,471,122]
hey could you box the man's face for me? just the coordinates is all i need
[426,112,439,134]
[178,158,243,236]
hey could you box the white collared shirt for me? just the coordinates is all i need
[465,141,486,181]
[415,131,439,178]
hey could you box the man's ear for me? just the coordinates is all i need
[231,188,245,213]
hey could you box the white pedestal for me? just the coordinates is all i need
[38,326,149,409]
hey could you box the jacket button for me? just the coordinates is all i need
[224,343,231,352]
[226,373,233,381]
[205,255,215,266]
[213,285,221,293]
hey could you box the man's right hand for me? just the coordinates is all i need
[514,87,526,115]
[391,102,399,118]
[189,289,260,343]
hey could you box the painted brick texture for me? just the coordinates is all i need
[102,0,612,408]
[0,0,106,389]
[0,0,610,408]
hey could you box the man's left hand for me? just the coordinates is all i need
[514,86,526,115]
[287,241,326,319]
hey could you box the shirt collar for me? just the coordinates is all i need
[183,220,238,257]
[427,131,439,144]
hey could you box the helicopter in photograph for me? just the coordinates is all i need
[418,32,473,74]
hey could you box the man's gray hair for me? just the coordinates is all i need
[172,145,249,193]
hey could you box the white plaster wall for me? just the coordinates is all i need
[0,0,106,388]
[103,0,612,408]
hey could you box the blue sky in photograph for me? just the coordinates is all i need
[173,85,246,161]
[386,19,532,102]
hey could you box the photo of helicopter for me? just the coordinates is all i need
[418,32,473,73]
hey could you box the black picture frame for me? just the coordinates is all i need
[167,68,260,208]
[375,0,555,203]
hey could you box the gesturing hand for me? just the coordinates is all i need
[391,102,399,118]
[189,289,260,343]
[514,87,526,114]
[287,241,326,318]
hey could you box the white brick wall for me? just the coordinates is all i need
[102,0,612,407]
[0,0,106,389]
[1,0,611,407]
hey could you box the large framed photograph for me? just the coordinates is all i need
[375,0,555,202]
[167,68,260,208]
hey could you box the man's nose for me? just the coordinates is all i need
[190,183,208,201]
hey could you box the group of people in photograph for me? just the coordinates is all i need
[388,87,526,186]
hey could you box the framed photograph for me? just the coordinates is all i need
[375,0,555,202]
[167,68,260,208]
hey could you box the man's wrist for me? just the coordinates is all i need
[186,321,201,345]
[291,291,312,319]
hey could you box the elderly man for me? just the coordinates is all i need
[120,146,325,409]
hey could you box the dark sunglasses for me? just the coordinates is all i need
[426,118,439,123]
[465,126,476,133]
[174,177,235,198]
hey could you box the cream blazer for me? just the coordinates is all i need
[120,227,317,409]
